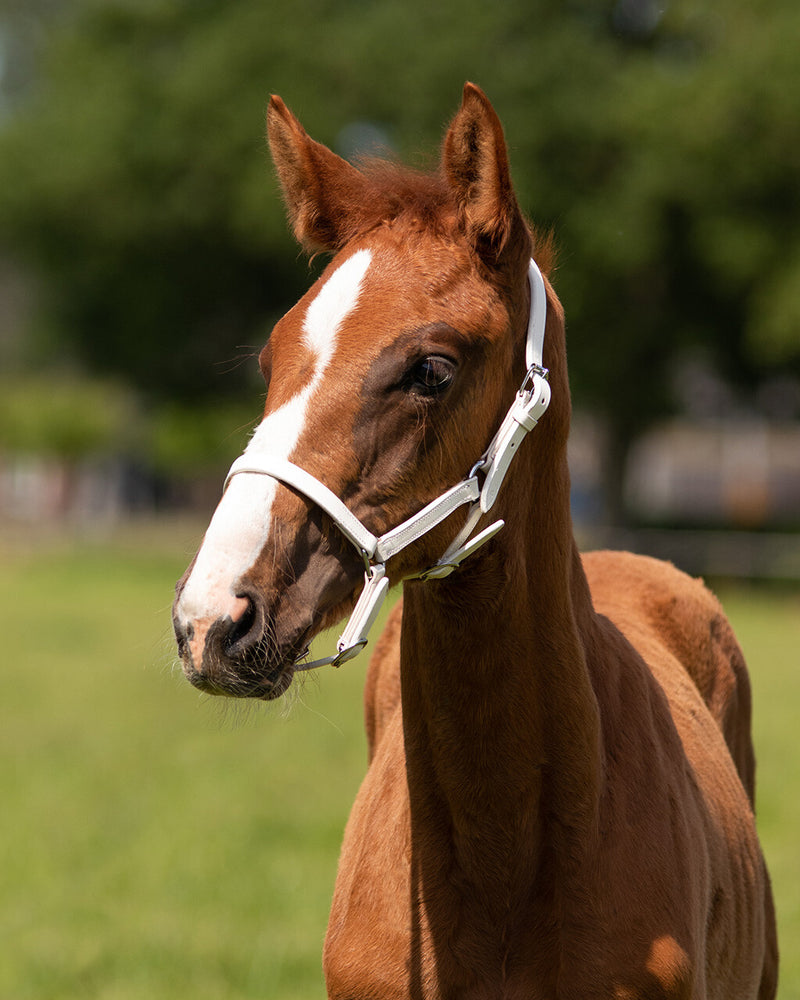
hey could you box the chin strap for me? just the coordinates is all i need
[224,259,551,670]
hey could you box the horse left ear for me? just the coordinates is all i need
[267,95,371,251]
[442,83,528,263]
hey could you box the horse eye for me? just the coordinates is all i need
[404,356,456,397]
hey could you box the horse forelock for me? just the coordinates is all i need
[322,156,556,278]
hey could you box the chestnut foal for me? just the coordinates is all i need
[173,84,777,999]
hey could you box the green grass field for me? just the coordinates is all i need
[1,521,797,999]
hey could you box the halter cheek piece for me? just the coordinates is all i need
[224,259,551,671]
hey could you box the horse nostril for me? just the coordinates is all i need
[225,594,259,654]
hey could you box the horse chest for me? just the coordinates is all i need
[323,730,561,999]
[323,728,714,1000]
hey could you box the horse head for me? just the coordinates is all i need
[172,83,560,700]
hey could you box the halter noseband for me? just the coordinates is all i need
[224,259,551,670]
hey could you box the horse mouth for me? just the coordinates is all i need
[183,658,295,701]
[176,616,305,701]
[172,559,361,701]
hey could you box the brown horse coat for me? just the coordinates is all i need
[173,84,777,999]
[341,549,777,999]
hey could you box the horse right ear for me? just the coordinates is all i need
[442,83,528,266]
[267,95,370,252]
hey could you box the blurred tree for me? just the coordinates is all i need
[0,0,798,518]
[550,1,800,512]
[0,373,135,458]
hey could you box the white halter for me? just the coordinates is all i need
[224,259,551,670]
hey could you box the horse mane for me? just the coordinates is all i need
[327,155,557,276]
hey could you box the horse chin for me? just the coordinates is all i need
[181,651,297,702]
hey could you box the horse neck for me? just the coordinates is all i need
[398,345,602,898]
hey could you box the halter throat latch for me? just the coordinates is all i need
[224,259,551,671]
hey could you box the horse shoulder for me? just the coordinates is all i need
[582,549,756,802]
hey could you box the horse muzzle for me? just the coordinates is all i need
[172,593,293,700]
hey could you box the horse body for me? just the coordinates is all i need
[328,546,768,999]
[172,84,777,998]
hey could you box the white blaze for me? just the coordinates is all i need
[177,249,372,628]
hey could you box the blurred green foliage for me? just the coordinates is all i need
[148,398,258,474]
[0,374,135,458]
[0,372,257,467]
[0,0,799,490]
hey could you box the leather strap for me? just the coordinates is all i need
[477,371,551,512]
[374,478,481,562]
[226,454,379,559]
[225,455,482,566]
[525,258,547,372]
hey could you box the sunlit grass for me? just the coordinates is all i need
[0,521,373,1000]
[716,586,800,998]
[0,524,796,998]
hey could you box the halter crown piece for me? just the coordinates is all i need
[225,259,551,670]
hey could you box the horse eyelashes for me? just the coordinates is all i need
[403,356,457,397]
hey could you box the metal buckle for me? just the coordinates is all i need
[519,363,549,396]
[330,637,369,667]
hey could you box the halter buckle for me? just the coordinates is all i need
[520,363,549,394]
[330,637,369,667]
[334,562,390,662]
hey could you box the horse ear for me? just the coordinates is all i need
[442,83,527,263]
[267,95,369,251]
